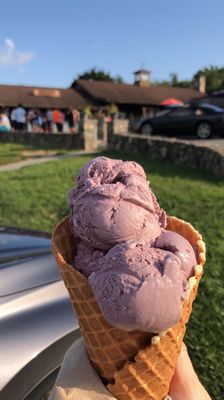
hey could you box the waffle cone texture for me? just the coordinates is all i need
[52,216,206,400]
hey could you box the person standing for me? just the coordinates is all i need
[27,109,36,132]
[37,111,43,133]
[72,108,80,132]
[42,115,47,133]
[66,108,74,133]
[46,109,53,133]
[0,105,11,131]
[10,108,16,131]
[13,103,26,131]
[53,109,60,132]
[58,110,65,133]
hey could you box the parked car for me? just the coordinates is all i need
[0,226,79,400]
[136,104,224,139]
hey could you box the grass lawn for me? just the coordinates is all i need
[0,142,74,165]
[0,151,223,399]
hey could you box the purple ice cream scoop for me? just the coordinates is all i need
[69,156,197,334]
[68,157,166,250]
[155,230,197,279]
[73,241,105,278]
[88,241,188,333]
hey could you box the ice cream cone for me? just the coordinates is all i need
[52,216,205,400]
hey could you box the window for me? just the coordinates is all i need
[169,108,194,118]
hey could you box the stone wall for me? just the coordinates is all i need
[0,119,127,152]
[1,119,224,177]
[98,119,108,141]
[108,132,224,177]
[82,119,99,151]
[0,130,84,150]
[109,119,129,135]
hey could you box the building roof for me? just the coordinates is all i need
[74,80,203,106]
[134,68,151,74]
[0,81,204,110]
[0,84,87,109]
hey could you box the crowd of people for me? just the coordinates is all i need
[0,104,80,133]
[0,102,126,134]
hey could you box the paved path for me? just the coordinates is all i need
[0,150,100,172]
[192,139,224,156]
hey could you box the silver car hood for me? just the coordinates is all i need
[0,228,78,396]
[0,280,78,393]
[0,230,61,298]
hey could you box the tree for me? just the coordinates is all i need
[169,72,191,88]
[77,68,124,83]
[153,72,191,88]
[78,68,113,82]
[153,79,170,87]
[170,73,179,86]
[114,74,124,83]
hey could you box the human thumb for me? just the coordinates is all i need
[169,343,211,400]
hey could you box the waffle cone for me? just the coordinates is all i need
[52,216,206,400]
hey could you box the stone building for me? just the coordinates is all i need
[72,70,203,118]
[0,70,203,118]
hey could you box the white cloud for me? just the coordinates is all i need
[5,38,15,51]
[0,38,35,69]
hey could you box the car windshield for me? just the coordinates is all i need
[0,231,51,265]
[0,232,58,297]
[155,109,172,117]
[199,103,224,113]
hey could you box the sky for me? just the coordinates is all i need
[0,0,223,88]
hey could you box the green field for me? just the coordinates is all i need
[0,150,223,399]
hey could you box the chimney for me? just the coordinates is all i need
[194,73,206,94]
[134,68,151,87]
[198,74,206,93]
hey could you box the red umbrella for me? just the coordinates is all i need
[160,98,183,106]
